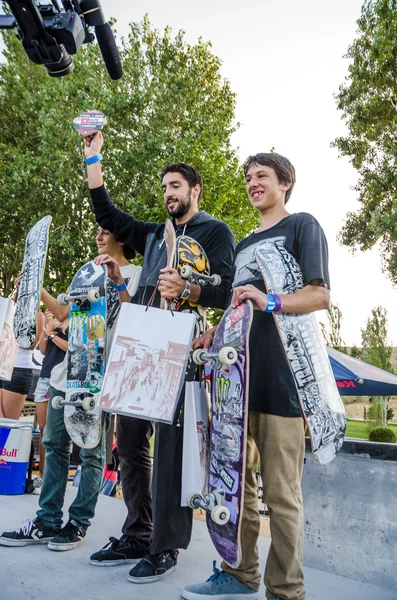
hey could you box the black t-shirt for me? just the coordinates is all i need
[40,327,68,379]
[230,212,330,417]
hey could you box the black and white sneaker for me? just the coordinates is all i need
[0,517,59,547]
[128,550,178,583]
[90,535,147,566]
[47,519,87,552]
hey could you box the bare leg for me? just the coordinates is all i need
[2,390,27,420]
[36,402,48,478]
[0,389,5,419]
[35,401,48,476]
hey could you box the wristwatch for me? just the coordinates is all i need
[180,280,191,300]
[47,332,58,341]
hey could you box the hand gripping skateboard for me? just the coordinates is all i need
[255,239,346,464]
[190,300,253,568]
[13,216,52,348]
[52,261,107,449]
[73,110,107,141]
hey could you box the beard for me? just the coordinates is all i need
[166,192,192,219]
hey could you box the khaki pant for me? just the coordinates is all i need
[222,412,306,600]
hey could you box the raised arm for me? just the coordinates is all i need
[84,131,156,256]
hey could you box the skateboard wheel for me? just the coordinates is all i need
[211,505,230,525]
[82,397,96,411]
[57,293,69,306]
[181,265,193,280]
[187,493,203,509]
[52,396,64,410]
[218,346,238,365]
[192,348,206,365]
[211,274,221,286]
[87,290,100,303]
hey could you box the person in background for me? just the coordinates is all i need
[32,309,68,494]
[0,275,45,420]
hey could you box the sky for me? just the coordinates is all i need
[5,0,397,346]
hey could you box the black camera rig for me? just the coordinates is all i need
[0,0,122,79]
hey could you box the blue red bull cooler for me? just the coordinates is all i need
[0,418,32,494]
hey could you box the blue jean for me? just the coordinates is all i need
[36,385,110,530]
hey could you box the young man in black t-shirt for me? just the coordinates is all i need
[183,153,331,600]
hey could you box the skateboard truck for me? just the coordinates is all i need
[187,488,231,525]
[52,395,96,412]
[192,346,238,372]
[180,265,221,287]
[57,290,99,307]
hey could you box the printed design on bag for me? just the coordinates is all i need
[100,305,195,423]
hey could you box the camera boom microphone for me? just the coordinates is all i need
[80,0,122,81]
[94,23,122,81]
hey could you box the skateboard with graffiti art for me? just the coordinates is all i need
[73,110,107,141]
[13,216,52,349]
[52,261,107,448]
[189,300,253,568]
[255,240,346,464]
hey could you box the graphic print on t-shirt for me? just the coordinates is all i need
[233,236,287,288]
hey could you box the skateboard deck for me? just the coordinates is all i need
[190,300,253,569]
[73,110,107,140]
[173,234,221,349]
[13,216,52,348]
[159,220,176,310]
[255,239,346,464]
[53,261,107,448]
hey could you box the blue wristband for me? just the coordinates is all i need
[85,154,102,165]
[263,294,276,313]
[115,282,127,292]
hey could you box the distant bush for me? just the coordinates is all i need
[368,427,396,443]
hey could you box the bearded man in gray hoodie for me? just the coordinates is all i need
[84,131,235,584]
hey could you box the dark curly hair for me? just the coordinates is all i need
[161,162,203,203]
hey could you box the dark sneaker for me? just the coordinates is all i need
[0,517,59,547]
[90,535,147,567]
[128,550,178,583]
[47,519,87,552]
[182,561,259,599]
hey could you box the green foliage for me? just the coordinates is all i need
[361,306,393,371]
[0,16,256,297]
[387,407,395,421]
[349,345,362,359]
[368,426,396,443]
[320,303,345,351]
[332,0,397,282]
[367,399,383,424]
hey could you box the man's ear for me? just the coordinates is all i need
[192,184,201,202]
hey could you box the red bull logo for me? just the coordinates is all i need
[0,447,18,459]
[0,457,7,465]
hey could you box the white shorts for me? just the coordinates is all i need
[34,377,50,403]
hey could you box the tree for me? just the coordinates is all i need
[361,306,394,427]
[0,16,256,297]
[320,303,345,351]
[332,0,397,283]
[349,345,362,359]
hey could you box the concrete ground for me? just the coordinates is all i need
[0,487,394,600]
